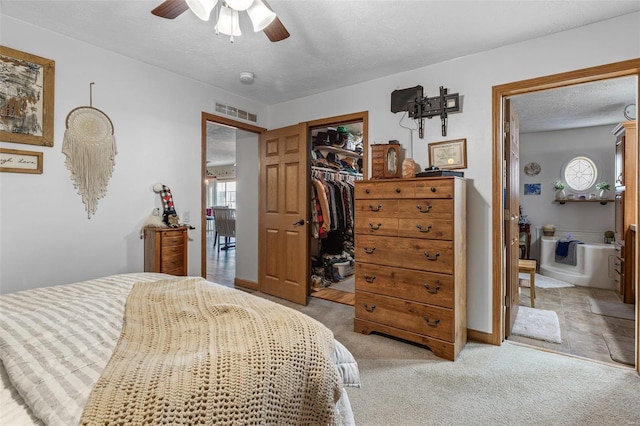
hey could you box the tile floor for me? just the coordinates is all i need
[508,283,636,367]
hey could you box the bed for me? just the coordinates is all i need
[0,273,360,425]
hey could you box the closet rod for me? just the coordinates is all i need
[311,165,363,177]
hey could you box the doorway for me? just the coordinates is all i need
[492,59,640,373]
[200,112,266,290]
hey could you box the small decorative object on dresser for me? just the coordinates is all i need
[353,176,467,361]
[144,227,188,276]
[371,141,401,179]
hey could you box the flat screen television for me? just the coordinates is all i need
[390,85,423,113]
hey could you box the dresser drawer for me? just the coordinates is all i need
[356,235,454,274]
[354,217,398,236]
[355,181,414,199]
[355,291,453,341]
[397,218,453,240]
[397,199,453,219]
[355,263,454,308]
[414,179,454,198]
[161,231,185,246]
[354,199,399,217]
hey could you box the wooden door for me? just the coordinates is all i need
[504,99,520,337]
[258,123,309,305]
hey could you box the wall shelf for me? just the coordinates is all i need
[555,199,614,205]
[315,145,362,159]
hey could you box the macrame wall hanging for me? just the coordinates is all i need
[63,83,117,218]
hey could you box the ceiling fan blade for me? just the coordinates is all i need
[151,0,189,19]
[263,17,290,42]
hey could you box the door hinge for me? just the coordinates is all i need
[505,295,510,308]
[504,121,510,133]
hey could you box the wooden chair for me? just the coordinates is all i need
[212,207,236,251]
[518,259,536,307]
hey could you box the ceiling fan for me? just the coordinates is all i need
[151,0,290,42]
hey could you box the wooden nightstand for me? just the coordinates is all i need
[143,227,188,276]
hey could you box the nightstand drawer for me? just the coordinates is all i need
[161,253,184,272]
[162,232,185,246]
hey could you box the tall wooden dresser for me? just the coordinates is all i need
[144,227,188,276]
[353,177,466,361]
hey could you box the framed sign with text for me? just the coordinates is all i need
[0,148,43,174]
[428,138,467,170]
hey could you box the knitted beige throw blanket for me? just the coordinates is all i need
[80,278,341,425]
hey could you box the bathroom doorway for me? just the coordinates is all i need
[492,59,639,372]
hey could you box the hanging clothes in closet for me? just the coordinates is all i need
[310,166,361,288]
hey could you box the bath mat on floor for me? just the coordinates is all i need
[603,333,635,366]
[512,306,562,343]
[518,273,574,289]
[588,297,635,320]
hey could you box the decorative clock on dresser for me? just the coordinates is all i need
[353,177,467,361]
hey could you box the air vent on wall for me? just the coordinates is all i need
[215,102,257,122]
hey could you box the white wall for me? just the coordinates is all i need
[519,125,616,261]
[267,13,640,333]
[0,16,267,294]
[235,130,259,283]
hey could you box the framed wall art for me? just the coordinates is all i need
[524,183,541,195]
[0,147,43,174]
[428,138,467,169]
[0,46,55,146]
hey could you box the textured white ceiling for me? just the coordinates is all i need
[2,0,638,152]
[2,0,639,106]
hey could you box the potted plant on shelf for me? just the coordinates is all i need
[596,181,610,199]
[553,180,568,200]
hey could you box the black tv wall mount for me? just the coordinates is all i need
[391,85,461,138]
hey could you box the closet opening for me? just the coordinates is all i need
[307,113,368,306]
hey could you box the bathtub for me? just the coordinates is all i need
[539,232,616,290]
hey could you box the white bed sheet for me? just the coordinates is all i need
[0,273,359,425]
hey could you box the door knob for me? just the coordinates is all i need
[293,219,306,226]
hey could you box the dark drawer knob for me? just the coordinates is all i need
[364,274,376,283]
[395,188,401,193]
[430,187,436,193]
[423,316,440,327]
[416,224,432,233]
[423,283,440,294]
[369,223,382,230]
[424,252,440,261]
[364,304,376,312]
[369,204,382,212]
[364,247,376,254]
[417,204,432,213]
[365,188,370,194]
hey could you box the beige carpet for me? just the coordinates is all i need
[512,306,562,343]
[603,333,635,366]
[254,292,639,426]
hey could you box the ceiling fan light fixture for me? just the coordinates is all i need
[186,0,217,21]
[247,0,276,32]
[225,0,254,11]
[217,5,242,37]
